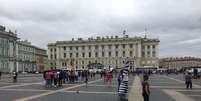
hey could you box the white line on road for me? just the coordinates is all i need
[0,88,50,92]
[175,89,201,92]
[61,90,117,94]
[163,89,195,101]
[150,86,201,89]
[188,94,201,97]
[163,76,201,88]
[13,79,102,101]
[0,82,42,89]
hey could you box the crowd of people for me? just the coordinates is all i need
[43,70,90,88]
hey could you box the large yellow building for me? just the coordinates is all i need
[35,47,48,72]
[48,35,160,70]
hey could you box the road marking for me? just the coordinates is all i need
[0,88,50,92]
[175,89,201,92]
[61,90,117,94]
[14,79,102,101]
[150,82,182,84]
[188,94,201,97]
[163,89,195,101]
[150,86,201,89]
[0,83,41,89]
[163,76,201,88]
[87,84,133,88]
[128,76,143,101]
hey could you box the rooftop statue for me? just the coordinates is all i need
[0,25,6,31]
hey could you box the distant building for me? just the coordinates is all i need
[0,25,47,73]
[48,35,160,70]
[35,47,48,72]
[0,25,18,72]
[16,40,36,72]
[159,57,201,70]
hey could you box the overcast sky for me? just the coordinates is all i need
[0,0,201,58]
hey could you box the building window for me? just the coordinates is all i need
[54,48,56,52]
[95,45,98,50]
[64,53,66,58]
[76,53,79,57]
[115,45,118,49]
[123,51,125,57]
[70,53,72,58]
[95,52,98,57]
[147,45,150,49]
[122,44,126,48]
[108,45,111,49]
[152,51,156,57]
[63,47,66,50]
[101,45,104,50]
[82,61,84,64]
[89,52,91,57]
[70,46,72,50]
[130,51,133,56]
[88,46,91,50]
[54,54,57,59]
[76,46,78,50]
[109,51,111,57]
[82,46,85,50]
[82,53,85,58]
[147,51,150,57]
[130,44,133,48]
[102,52,104,57]
[50,54,53,59]
[116,51,118,57]
[152,45,155,49]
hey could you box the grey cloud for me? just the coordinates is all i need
[0,0,201,57]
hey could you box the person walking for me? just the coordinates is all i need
[13,72,18,83]
[45,71,51,88]
[118,60,129,101]
[84,70,89,87]
[53,71,58,87]
[117,70,123,91]
[185,72,192,89]
[107,71,113,87]
[142,74,150,101]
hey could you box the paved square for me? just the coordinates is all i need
[0,74,200,101]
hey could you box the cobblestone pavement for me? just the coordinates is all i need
[0,74,134,101]
[0,74,200,101]
[138,74,201,101]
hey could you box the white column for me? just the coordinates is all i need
[112,45,115,57]
[91,45,95,58]
[133,43,136,57]
[145,45,147,58]
[137,43,141,57]
[150,45,153,58]
[156,45,159,58]
[125,44,129,57]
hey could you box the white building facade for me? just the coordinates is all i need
[48,35,159,70]
[16,40,36,73]
[0,26,18,73]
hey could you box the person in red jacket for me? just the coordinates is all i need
[107,71,113,87]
